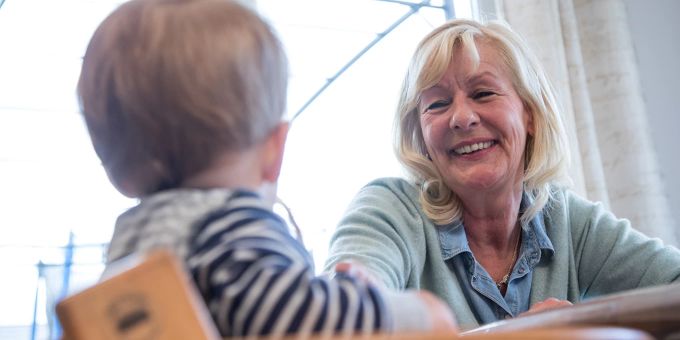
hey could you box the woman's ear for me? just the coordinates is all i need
[262,122,289,183]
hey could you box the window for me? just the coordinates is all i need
[0,0,479,338]
[261,0,476,269]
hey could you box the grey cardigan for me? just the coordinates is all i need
[324,177,680,330]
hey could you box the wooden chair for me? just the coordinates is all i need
[56,250,220,340]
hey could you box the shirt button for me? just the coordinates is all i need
[519,267,525,274]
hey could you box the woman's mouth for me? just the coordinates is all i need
[451,141,496,156]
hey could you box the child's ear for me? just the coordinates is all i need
[262,122,289,183]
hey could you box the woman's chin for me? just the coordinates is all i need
[445,170,515,195]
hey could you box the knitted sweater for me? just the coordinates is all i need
[324,177,680,330]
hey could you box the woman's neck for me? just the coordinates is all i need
[460,183,524,249]
[457,181,525,288]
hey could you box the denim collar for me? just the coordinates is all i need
[436,191,554,261]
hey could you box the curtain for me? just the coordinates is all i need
[496,0,678,246]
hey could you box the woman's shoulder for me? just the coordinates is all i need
[548,185,607,215]
[359,177,420,202]
[544,184,620,234]
[350,177,425,217]
[364,176,418,192]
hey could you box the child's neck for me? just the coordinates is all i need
[182,149,263,192]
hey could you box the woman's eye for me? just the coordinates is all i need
[425,100,451,111]
[473,91,495,100]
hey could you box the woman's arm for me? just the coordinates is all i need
[324,178,427,290]
[568,191,680,297]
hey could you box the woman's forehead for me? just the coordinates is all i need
[451,40,502,71]
[429,41,507,88]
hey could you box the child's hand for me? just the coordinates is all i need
[414,290,458,332]
[334,261,384,288]
[520,297,573,316]
[335,262,457,332]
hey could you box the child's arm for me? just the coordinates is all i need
[186,194,455,337]
[335,261,458,332]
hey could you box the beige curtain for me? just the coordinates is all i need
[496,0,678,246]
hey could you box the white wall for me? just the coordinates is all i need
[624,0,680,227]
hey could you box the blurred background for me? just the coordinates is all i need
[0,0,677,339]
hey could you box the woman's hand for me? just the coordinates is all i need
[521,297,573,316]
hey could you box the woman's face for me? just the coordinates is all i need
[418,40,533,198]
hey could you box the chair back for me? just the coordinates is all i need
[56,249,220,340]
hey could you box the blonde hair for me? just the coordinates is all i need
[395,19,570,226]
[78,0,288,196]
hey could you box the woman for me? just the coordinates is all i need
[324,19,680,330]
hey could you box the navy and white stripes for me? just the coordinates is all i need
[105,188,391,337]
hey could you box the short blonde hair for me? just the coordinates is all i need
[395,19,570,226]
[78,0,288,196]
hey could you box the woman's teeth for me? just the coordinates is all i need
[454,141,494,155]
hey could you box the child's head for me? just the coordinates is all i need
[78,0,288,197]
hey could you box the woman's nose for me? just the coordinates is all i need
[449,99,480,130]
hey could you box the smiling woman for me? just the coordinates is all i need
[324,18,680,331]
[394,20,568,228]
[418,43,535,216]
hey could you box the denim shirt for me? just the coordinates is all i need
[436,194,555,325]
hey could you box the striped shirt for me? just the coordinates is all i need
[105,188,392,337]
